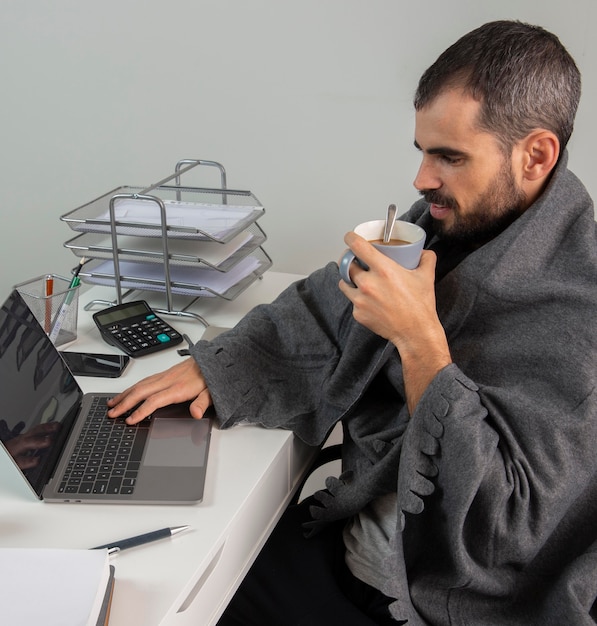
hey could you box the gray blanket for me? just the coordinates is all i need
[192,153,597,624]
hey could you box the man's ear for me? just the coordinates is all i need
[520,130,560,182]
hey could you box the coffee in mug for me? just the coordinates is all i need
[339,219,425,287]
[366,238,411,246]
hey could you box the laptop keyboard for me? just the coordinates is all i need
[58,396,150,496]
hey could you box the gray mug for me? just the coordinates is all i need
[339,219,426,287]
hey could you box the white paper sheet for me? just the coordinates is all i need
[88,198,262,240]
[86,255,263,297]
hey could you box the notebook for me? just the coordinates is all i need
[0,289,212,504]
[0,548,115,626]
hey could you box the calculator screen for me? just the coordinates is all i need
[95,302,149,325]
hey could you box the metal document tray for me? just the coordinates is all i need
[60,159,272,318]
[60,185,265,244]
[78,248,273,301]
[64,223,267,272]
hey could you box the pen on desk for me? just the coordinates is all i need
[91,525,191,555]
[44,274,54,333]
[48,258,86,342]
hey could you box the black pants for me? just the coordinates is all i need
[217,497,399,626]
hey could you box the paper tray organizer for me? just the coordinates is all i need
[60,159,272,322]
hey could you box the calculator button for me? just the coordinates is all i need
[156,333,171,343]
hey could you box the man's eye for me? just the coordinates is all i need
[440,154,463,165]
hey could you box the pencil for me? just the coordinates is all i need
[44,274,54,334]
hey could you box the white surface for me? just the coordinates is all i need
[2,2,596,299]
[0,272,317,626]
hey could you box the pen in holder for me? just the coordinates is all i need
[15,274,80,347]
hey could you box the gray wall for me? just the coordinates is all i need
[2,1,595,299]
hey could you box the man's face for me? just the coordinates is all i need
[413,89,528,244]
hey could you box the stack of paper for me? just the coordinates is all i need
[66,230,257,269]
[91,199,261,240]
[84,255,263,297]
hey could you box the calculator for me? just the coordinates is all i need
[92,300,184,357]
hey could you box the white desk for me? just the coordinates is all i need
[0,272,319,625]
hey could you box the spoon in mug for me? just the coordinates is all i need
[383,204,397,243]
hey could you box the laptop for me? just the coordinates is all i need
[0,289,212,504]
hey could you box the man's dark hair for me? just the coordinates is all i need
[414,21,581,154]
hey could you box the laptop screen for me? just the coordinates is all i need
[0,290,82,497]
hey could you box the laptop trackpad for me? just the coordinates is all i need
[143,418,210,467]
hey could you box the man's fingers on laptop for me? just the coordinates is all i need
[123,401,155,425]
[107,359,210,423]
[106,389,139,417]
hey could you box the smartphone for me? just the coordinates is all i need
[61,351,130,378]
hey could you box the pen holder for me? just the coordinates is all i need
[14,274,80,347]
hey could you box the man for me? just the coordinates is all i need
[108,21,597,625]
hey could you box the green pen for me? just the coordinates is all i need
[48,259,85,342]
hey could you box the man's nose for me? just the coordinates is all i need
[413,159,441,191]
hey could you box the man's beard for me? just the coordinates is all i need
[421,163,527,246]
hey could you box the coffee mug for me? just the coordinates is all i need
[339,220,426,287]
